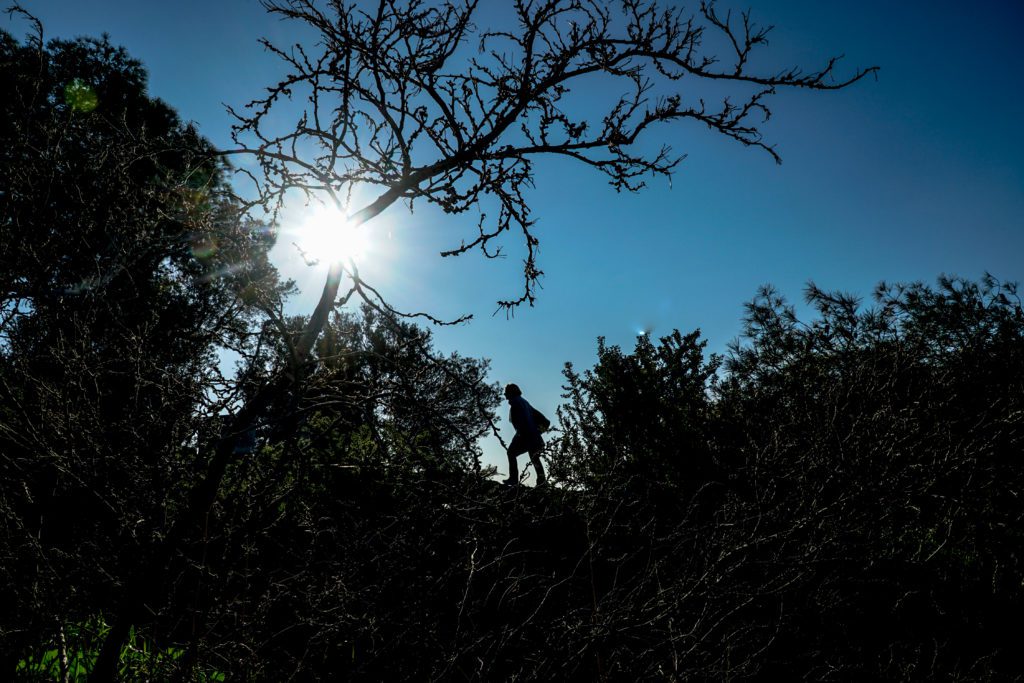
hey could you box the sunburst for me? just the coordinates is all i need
[294,204,369,265]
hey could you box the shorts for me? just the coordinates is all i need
[508,432,545,457]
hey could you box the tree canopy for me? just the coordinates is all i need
[0,19,285,674]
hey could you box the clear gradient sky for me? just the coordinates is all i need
[11,1,1024,478]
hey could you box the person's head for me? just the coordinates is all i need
[504,383,522,400]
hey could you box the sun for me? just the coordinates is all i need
[295,204,369,264]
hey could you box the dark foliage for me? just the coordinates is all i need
[0,22,285,676]
[149,305,505,679]
[8,5,1023,683]
[553,329,720,496]
[87,1,878,670]
[99,274,1022,681]
[708,276,1024,678]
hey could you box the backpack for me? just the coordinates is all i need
[531,407,552,433]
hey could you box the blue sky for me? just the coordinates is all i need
[13,1,1024,478]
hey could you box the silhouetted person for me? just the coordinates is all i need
[503,383,548,486]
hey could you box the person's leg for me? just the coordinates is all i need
[528,449,546,486]
[504,450,519,485]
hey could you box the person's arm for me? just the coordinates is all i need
[509,397,527,433]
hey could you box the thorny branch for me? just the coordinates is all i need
[227,0,876,333]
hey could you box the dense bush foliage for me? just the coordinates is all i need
[3,21,1023,683]
[0,24,285,676]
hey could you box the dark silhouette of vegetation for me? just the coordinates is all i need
[231,0,877,319]
[12,267,1023,679]
[74,1,876,673]
[0,17,287,679]
[13,4,1022,682]
[548,275,1024,678]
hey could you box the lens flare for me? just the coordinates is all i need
[64,78,98,113]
